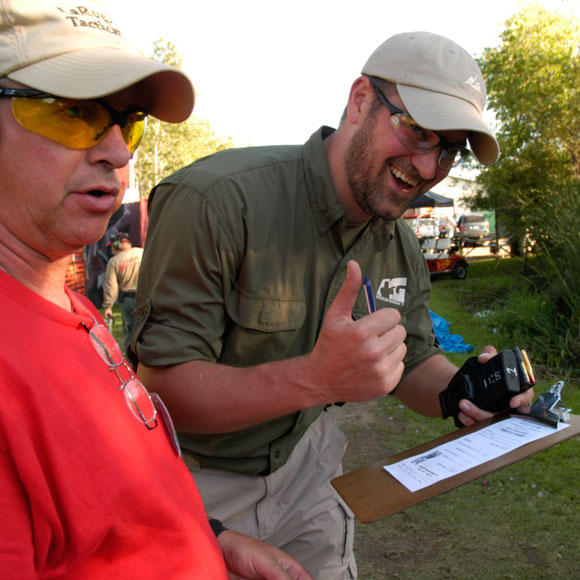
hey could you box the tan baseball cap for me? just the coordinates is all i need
[0,0,194,123]
[362,31,499,165]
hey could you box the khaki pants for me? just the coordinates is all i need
[185,410,357,580]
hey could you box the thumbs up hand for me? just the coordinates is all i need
[303,261,407,405]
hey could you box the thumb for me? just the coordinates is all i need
[325,260,362,322]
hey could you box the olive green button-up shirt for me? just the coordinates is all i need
[132,126,440,475]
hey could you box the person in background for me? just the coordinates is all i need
[0,1,313,578]
[102,232,143,350]
[131,31,534,579]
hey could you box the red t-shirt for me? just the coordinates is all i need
[0,272,227,579]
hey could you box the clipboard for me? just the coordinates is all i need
[331,413,580,524]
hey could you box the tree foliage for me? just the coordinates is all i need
[473,4,580,243]
[132,39,234,199]
[473,5,580,369]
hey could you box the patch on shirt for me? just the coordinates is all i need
[376,277,407,307]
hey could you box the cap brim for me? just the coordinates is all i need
[398,84,499,166]
[8,48,194,123]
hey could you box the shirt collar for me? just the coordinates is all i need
[302,126,395,249]
[302,126,345,235]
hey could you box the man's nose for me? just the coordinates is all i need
[411,148,441,181]
[87,124,132,168]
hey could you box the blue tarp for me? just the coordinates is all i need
[429,310,473,353]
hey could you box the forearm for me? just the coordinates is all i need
[394,354,458,417]
[138,357,325,433]
[101,292,117,310]
[101,285,117,309]
[101,265,118,309]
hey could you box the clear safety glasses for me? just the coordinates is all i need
[370,81,471,171]
[83,321,158,429]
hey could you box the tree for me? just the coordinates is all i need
[132,40,234,199]
[473,4,580,246]
[474,5,580,370]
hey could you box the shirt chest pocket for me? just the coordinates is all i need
[224,287,307,363]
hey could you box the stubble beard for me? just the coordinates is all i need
[344,112,423,221]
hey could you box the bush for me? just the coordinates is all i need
[526,181,580,373]
[437,255,579,377]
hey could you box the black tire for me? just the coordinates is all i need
[451,260,468,280]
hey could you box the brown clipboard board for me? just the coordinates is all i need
[331,413,580,524]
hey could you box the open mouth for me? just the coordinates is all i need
[391,165,418,188]
[87,190,108,198]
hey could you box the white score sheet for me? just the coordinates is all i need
[384,417,570,492]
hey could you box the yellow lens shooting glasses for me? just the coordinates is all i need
[1,88,147,154]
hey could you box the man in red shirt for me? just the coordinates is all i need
[0,1,312,578]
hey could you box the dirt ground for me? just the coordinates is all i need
[332,401,398,470]
[331,400,403,578]
[331,400,447,580]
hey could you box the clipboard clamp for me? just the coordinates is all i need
[528,381,571,427]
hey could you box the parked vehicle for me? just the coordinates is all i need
[437,216,456,238]
[423,238,468,279]
[427,253,468,279]
[455,213,490,242]
[403,215,439,239]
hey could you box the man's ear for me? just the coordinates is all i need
[345,76,373,126]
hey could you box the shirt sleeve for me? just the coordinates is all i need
[133,183,239,367]
[101,258,119,309]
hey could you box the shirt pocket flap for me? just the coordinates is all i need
[227,287,306,333]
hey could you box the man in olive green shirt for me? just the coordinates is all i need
[132,32,534,580]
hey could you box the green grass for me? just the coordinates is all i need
[351,257,580,580]
[99,305,125,349]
